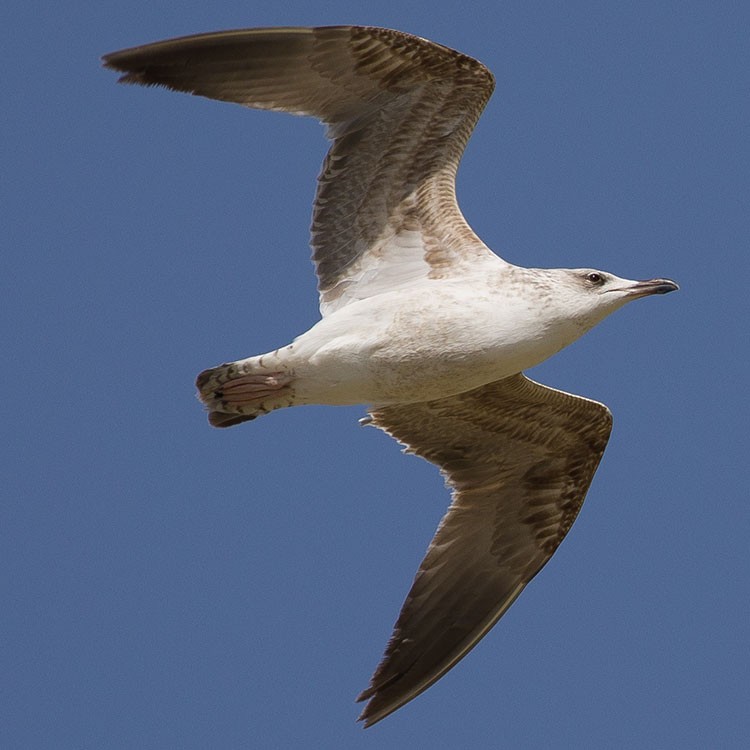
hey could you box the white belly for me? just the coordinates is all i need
[282,282,579,406]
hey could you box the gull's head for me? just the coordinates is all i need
[542,268,679,332]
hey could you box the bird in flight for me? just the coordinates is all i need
[104,26,678,727]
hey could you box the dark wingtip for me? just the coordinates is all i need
[355,707,379,730]
[101,53,160,86]
[102,52,139,84]
[101,51,126,73]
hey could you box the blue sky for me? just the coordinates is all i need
[4,1,748,747]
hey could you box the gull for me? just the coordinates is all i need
[103,26,678,727]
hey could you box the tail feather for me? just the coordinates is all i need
[196,358,295,427]
[207,411,259,428]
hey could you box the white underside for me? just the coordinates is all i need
[240,270,590,407]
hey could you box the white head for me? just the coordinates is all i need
[530,267,679,342]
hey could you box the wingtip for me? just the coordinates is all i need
[355,682,405,728]
[100,52,139,84]
[354,686,376,727]
[102,61,156,87]
[100,50,125,72]
[355,702,387,729]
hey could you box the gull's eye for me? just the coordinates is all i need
[586,272,604,285]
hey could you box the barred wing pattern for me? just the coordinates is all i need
[358,375,613,726]
[103,26,498,314]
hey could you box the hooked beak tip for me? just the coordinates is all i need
[627,278,679,297]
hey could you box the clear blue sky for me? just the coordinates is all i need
[4,1,748,747]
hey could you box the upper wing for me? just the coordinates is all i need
[103,26,499,315]
[357,374,613,726]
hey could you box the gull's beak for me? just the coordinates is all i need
[616,278,680,298]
